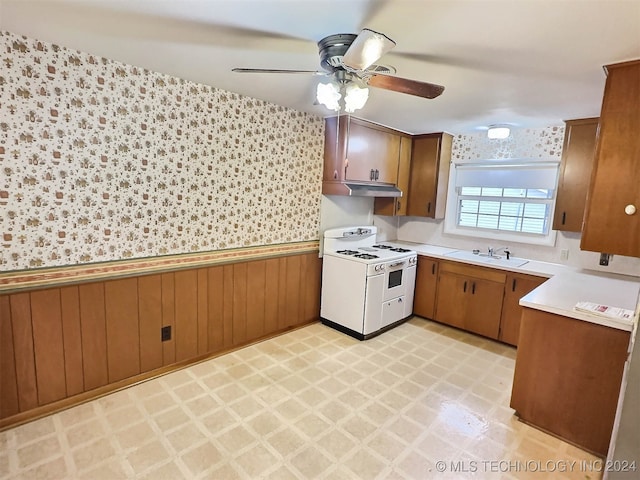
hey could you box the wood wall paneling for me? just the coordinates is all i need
[284,255,302,328]
[161,273,176,366]
[232,262,248,344]
[0,250,321,426]
[9,293,38,411]
[78,283,109,391]
[105,278,141,383]
[223,265,234,348]
[197,269,209,356]
[246,260,266,342]
[277,257,288,330]
[59,286,84,396]
[138,275,163,372]
[0,295,19,417]
[30,289,67,405]
[174,270,199,362]
[207,266,225,353]
[264,258,280,334]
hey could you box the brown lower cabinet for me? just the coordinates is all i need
[511,307,630,457]
[434,261,506,339]
[0,251,321,429]
[413,256,439,319]
[499,273,547,345]
[413,256,548,346]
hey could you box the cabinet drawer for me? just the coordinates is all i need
[439,260,507,284]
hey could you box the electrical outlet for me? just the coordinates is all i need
[560,249,569,261]
[599,253,610,266]
[161,325,171,342]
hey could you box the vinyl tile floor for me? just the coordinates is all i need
[0,318,602,480]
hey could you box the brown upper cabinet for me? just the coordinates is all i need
[552,118,599,232]
[374,132,453,218]
[581,60,640,257]
[323,115,406,195]
[374,136,412,216]
[406,133,452,219]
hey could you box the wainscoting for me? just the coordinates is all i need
[0,246,321,429]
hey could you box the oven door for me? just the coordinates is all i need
[383,259,408,302]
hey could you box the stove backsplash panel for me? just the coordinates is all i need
[0,32,325,271]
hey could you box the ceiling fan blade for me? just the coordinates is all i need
[4,1,313,54]
[342,28,396,71]
[232,68,325,75]
[366,72,445,99]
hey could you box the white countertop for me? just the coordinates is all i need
[520,271,640,332]
[393,241,640,332]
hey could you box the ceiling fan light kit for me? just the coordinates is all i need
[316,81,342,111]
[487,125,511,139]
[232,28,444,112]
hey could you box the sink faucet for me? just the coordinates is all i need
[491,246,511,259]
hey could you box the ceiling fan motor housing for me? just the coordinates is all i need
[317,34,357,71]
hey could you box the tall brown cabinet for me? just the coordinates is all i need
[581,60,640,257]
[552,118,599,232]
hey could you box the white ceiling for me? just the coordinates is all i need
[2,0,639,134]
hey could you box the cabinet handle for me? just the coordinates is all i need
[512,279,516,292]
[397,200,401,211]
[374,169,380,180]
[561,212,566,225]
[471,282,476,295]
[625,204,637,215]
[427,202,431,213]
[431,263,436,275]
[369,169,374,181]
[463,281,467,293]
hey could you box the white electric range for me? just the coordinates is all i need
[320,226,417,340]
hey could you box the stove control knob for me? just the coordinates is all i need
[375,264,384,272]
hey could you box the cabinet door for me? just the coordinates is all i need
[413,256,438,319]
[406,133,452,219]
[581,61,640,257]
[434,262,506,340]
[464,278,504,339]
[511,308,630,456]
[345,121,400,184]
[499,273,547,346]
[374,135,412,216]
[553,118,598,232]
[433,270,467,329]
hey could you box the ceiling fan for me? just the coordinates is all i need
[232,29,445,112]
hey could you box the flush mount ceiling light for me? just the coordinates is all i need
[487,125,511,139]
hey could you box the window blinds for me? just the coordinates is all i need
[454,162,559,190]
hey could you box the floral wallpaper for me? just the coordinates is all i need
[451,126,565,161]
[0,32,324,271]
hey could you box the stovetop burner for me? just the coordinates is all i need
[336,249,359,255]
[390,247,411,253]
[354,253,379,260]
[372,244,393,249]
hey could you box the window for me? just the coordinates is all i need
[458,187,553,235]
[444,161,560,246]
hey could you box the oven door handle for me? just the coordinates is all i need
[388,261,406,268]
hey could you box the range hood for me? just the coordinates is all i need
[322,181,403,197]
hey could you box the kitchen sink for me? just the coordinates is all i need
[443,250,529,268]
